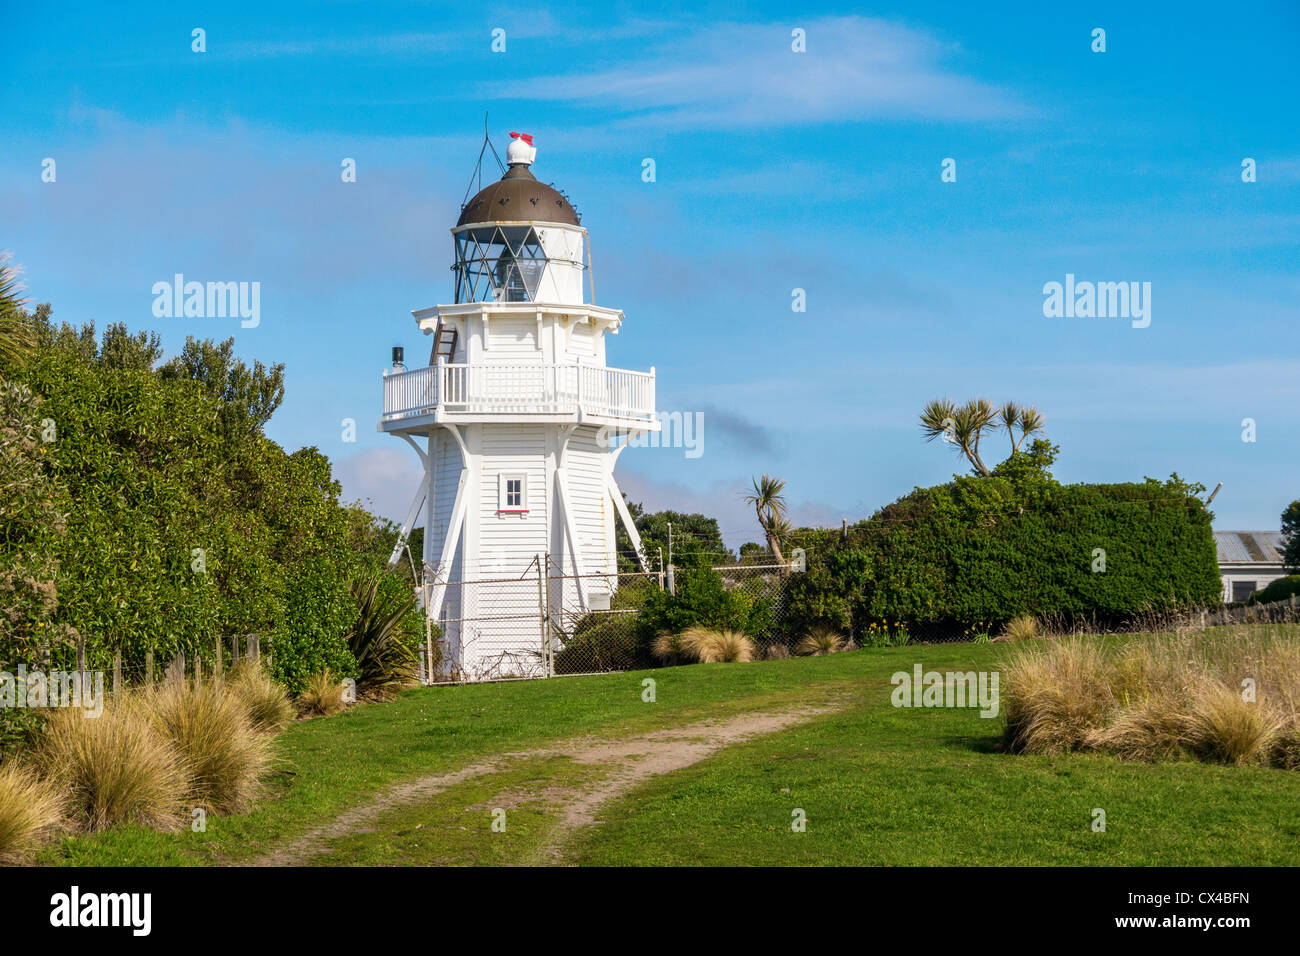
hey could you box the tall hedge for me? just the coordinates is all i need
[784,450,1221,638]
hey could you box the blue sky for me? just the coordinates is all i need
[4,1,1298,547]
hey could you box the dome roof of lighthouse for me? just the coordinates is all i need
[457,164,580,227]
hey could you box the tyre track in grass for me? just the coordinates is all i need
[250,700,845,866]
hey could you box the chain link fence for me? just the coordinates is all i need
[421,554,797,683]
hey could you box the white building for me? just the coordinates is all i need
[1214,530,1289,603]
[379,133,658,680]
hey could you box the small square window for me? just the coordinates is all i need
[497,474,528,513]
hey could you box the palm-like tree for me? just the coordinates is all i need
[923,397,1047,474]
[0,252,34,370]
[997,401,1021,455]
[744,474,788,564]
[996,400,1046,454]
[921,397,997,476]
[1014,405,1045,451]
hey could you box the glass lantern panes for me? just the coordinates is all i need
[454,226,550,303]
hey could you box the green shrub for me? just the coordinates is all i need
[632,556,772,663]
[780,470,1220,636]
[555,578,654,674]
[1252,576,1300,606]
[8,311,386,698]
[270,559,359,695]
[782,548,871,636]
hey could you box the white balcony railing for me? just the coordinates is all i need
[382,362,656,424]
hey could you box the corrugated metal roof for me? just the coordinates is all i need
[1214,530,1285,564]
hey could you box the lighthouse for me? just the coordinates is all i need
[379,132,658,681]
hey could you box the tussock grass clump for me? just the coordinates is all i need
[1001,637,1112,754]
[1001,614,1040,642]
[228,663,295,734]
[1084,692,1186,762]
[651,630,690,663]
[137,682,271,813]
[299,670,347,717]
[1181,683,1282,765]
[1268,724,1300,770]
[795,626,848,657]
[0,761,66,863]
[38,704,188,832]
[680,626,755,663]
[1002,624,1300,770]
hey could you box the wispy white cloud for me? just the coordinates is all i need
[334,447,423,523]
[217,16,674,61]
[489,17,1030,127]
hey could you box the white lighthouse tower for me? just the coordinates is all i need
[379,133,658,680]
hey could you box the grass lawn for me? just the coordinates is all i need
[38,634,1300,866]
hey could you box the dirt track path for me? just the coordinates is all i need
[251,703,840,867]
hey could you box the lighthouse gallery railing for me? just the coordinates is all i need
[382,362,656,423]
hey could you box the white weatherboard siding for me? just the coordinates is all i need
[566,320,598,359]
[485,316,539,357]
[547,425,618,633]
[464,424,548,678]
[567,425,616,580]
[427,431,464,656]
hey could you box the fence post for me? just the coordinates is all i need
[112,649,122,696]
[424,585,433,685]
[231,634,240,667]
[167,652,185,685]
[194,654,202,687]
[214,634,223,678]
[146,646,155,688]
[544,552,554,677]
[249,634,261,662]
[536,553,549,678]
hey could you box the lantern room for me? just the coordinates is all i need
[452,133,588,306]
